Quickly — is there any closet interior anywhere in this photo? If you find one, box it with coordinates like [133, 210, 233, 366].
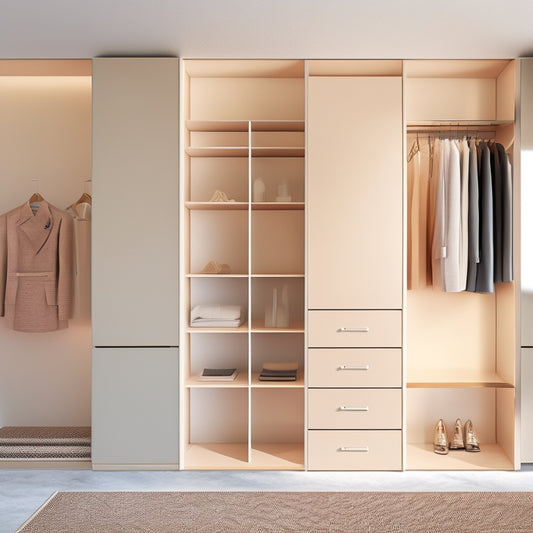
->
[180, 60, 306, 469]
[404, 60, 518, 470]
[0, 60, 92, 467]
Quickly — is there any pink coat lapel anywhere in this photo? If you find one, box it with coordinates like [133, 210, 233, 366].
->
[17, 201, 54, 254]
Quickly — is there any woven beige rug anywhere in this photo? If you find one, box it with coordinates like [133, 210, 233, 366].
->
[17, 491, 533, 532]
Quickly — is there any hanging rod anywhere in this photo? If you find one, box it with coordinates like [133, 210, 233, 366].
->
[407, 128, 497, 137]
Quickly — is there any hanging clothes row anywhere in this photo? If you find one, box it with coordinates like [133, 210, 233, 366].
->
[407, 134, 512, 294]
[0, 188, 91, 333]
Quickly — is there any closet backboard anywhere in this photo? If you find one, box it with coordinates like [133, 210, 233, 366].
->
[404, 59, 518, 470]
[405, 60, 515, 122]
[186, 60, 304, 122]
[0, 60, 92, 427]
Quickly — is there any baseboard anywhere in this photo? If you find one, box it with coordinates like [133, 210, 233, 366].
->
[0, 460, 91, 470]
[92, 462, 179, 471]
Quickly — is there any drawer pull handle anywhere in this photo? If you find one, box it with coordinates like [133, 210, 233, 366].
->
[338, 365, 370, 371]
[337, 327, 370, 333]
[338, 446, 369, 453]
[338, 406, 369, 412]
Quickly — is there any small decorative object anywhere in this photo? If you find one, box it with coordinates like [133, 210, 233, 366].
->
[253, 177, 266, 202]
[275, 180, 291, 202]
[200, 260, 231, 274]
[264, 284, 289, 328]
[209, 190, 235, 202]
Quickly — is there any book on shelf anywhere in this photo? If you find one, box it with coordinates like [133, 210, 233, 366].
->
[197, 368, 238, 381]
[259, 362, 298, 382]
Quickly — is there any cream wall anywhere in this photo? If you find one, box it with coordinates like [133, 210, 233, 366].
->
[0, 75, 92, 426]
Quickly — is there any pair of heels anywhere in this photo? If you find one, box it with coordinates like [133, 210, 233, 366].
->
[434, 418, 480, 455]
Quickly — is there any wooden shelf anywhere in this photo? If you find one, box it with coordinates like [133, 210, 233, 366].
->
[251, 273, 304, 278]
[187, 273, 248, 278]
[251, 147, 304, 157]
[407, 370, 514, 389]
[406, 442, 514, 471]
[252, 202, 304, 210]
[184, 443, 304, 470]
[251, 120, 305, 132]
[186, 120, 249, 132]
[185, 202, 304, 211]
[186, 201, 248, 210]
[186, 146, 248, 157]
[185, 120, 305, 132]
[186, 146, 304, 157]
[187, 323, 249, 334]
[187, 322, 304, 334]
[186, 372, 304, 388]
[251, 319, 304, 333]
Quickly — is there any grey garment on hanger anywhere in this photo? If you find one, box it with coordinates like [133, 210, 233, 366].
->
[466, 139, 479, 292]
[501, 147, 513, 282]
[491, 143, 503, 283]
[475, 142, 494, 293]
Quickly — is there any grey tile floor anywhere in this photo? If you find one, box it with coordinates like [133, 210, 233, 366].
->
[3, 466, 533, 533]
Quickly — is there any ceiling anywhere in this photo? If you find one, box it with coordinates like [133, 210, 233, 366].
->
[2, 0, 533, 60]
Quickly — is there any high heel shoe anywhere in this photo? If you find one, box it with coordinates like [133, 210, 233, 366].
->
[433, 419, 449, 455]
[464, 419, 481, 452]
[449, 418, 465, 450]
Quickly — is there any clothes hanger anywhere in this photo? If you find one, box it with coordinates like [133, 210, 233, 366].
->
[407, 133, 420, 163]
[68, 179, 92, 213]
[28, 179, 44, 203]
[29, 192, 44, 203]
[72, 192, 92, 207]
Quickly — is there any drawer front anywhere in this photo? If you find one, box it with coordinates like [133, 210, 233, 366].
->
[308, 310, 402, 348]
[308, 348, 401, 388]
[308, 430, 402, 470]
[308, 389, 402, 429]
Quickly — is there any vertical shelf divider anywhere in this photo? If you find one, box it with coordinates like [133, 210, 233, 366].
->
[247, 120, 252, 464]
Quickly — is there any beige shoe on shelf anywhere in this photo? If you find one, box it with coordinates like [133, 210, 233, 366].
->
[433, 419, 449, 455]
[200, 260, 231, 274]
[464, 419, 481, 452]
[449, 418, 465, 450]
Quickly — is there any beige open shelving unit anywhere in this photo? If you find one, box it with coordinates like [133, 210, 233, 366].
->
[404, 59, 518, 471]
[179, 59, 306, 470]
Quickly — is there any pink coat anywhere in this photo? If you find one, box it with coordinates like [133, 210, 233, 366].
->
[0, 200, 74, 332]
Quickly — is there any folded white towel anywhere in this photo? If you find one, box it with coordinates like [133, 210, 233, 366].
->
[190, 305, 242, 322]
[190, 318, 242, 328]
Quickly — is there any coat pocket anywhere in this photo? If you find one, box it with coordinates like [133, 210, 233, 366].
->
[44, 281, 58, 306]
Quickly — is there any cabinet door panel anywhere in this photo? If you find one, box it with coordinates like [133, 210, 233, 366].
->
[92, 58, 179, 346]
[307, 77, 402, 309]
[92, 347, 179, 467]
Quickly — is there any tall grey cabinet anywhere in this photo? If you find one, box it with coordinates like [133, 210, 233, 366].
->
[91, 58, 180, 470]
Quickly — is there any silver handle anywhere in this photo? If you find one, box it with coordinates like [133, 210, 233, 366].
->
[338, 406, 369, 412]
[338, 446, 369, 453]
[337, 327, 370, 333]
[338, 364, 370, 371]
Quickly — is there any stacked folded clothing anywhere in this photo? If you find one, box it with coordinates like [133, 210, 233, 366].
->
[0, 426, 91, 460]
[197, 368, 238, 381]
[190, 304, 243, 327]
[259, 362, 298, 381]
